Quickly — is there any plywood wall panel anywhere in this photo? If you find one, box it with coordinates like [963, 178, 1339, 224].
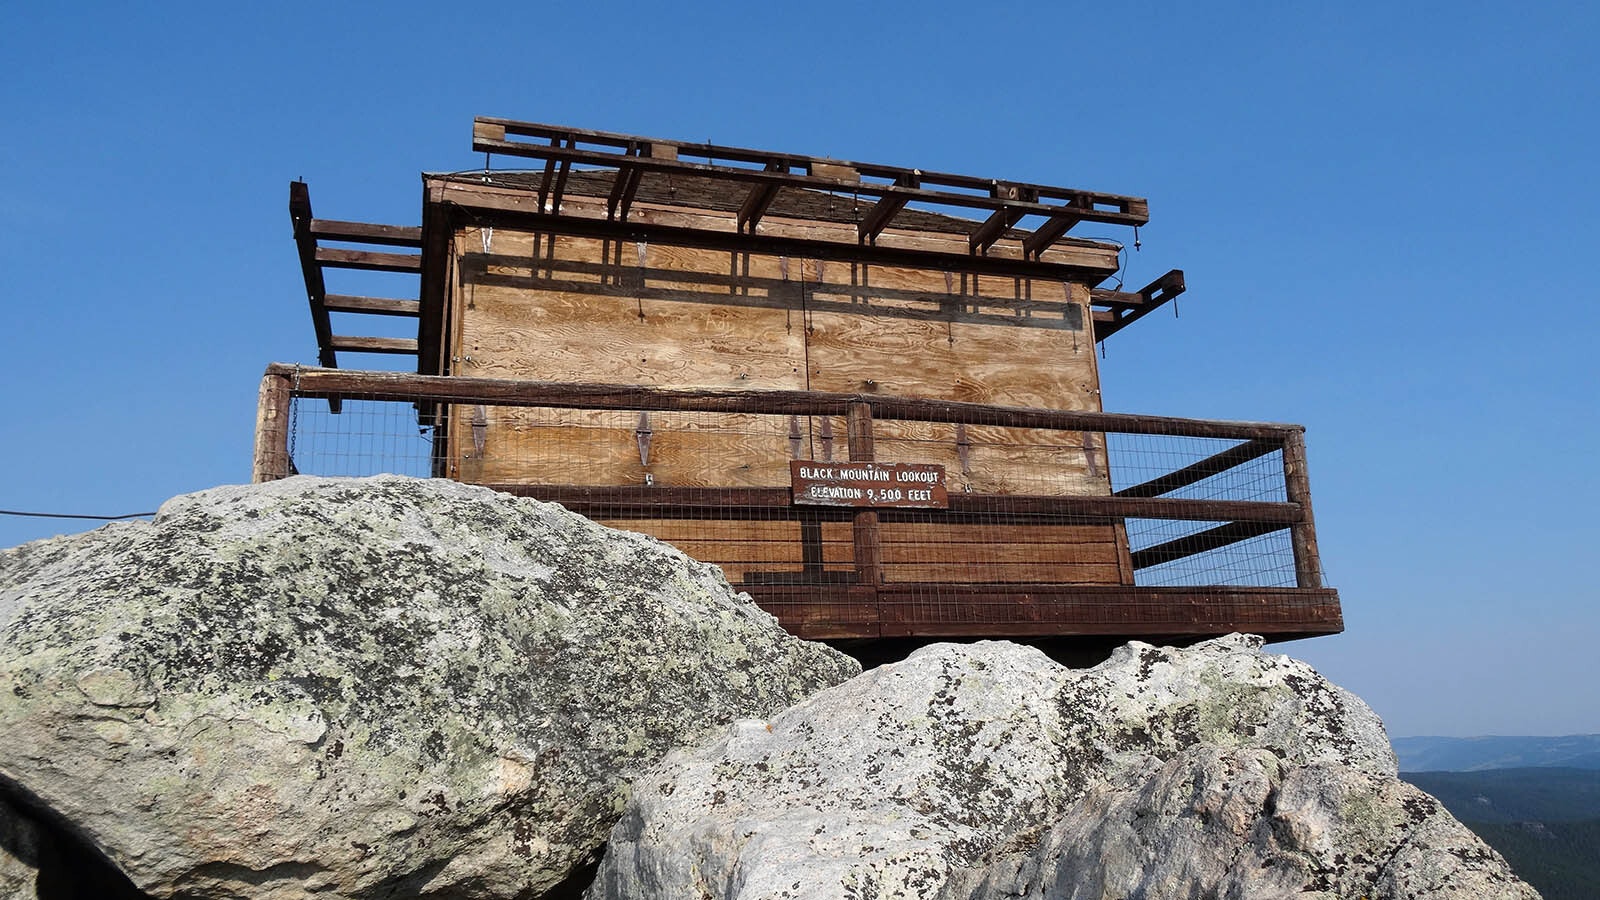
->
[444, 223, 1128, 588]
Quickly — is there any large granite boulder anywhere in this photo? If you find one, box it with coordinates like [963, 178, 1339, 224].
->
[590, 636, 1536, 899]
[0, 475, 859, 899]
[946, 746, 1539, 900]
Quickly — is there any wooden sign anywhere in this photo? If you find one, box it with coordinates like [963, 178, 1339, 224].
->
[791, 461, 949, 509]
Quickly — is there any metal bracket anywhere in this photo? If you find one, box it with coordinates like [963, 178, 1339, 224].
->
[818, 417, 834, 461]
[955, 423, 972, 476]
[635, 412, 653, 466]
[788, 415, 804, 459]
[471, 405, 488, 458]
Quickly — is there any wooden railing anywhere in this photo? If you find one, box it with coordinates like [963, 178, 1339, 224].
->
[254, 364, 1339, 640]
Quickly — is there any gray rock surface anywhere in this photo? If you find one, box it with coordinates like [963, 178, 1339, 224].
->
[0, 475, 858, 899]
[587, 636, 1411, 900]
[946, 745, 1540, 900]
[0, 794, 144, 900]
[0, 797, 40, 900]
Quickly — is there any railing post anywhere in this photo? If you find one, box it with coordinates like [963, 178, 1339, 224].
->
[1281, 429, 1323, 589]
[847, 402, 882, 587]
[253, 371, 293, 483]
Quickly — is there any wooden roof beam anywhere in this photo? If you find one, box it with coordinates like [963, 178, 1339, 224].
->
[1093, 270, 1187, 340]
[308, 219, 422, 247]
[323, 294, 421, 317]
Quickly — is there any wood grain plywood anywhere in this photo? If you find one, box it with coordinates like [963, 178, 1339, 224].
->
[452, 406, 796, 487]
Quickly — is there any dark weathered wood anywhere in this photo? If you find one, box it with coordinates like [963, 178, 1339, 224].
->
[322, 294, 421, 317]
[1281, 430, 1324, 589]
[328, 336, 419, 354]
[1128, 521, 1284, 570]
[1115, 438, 1281, 498]
[264, 364, 1304, 440]
[434, 187, 1121, 282]
[308, 219, 422, 247]
[252, 372, 293, 483]
[314, 247, 423, 273]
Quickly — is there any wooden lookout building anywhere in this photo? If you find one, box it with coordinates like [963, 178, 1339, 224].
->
[255, 116, 1342, 656]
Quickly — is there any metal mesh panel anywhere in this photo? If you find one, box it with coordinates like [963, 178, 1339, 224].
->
[284, 394, 1305, 597]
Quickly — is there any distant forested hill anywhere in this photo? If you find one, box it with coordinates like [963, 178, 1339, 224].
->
[1402, 767, 1600, 900]
[1395, 734, 1600, 772]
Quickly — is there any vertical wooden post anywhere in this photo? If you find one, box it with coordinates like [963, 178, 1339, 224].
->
[252, 371, 293, 483]
[847, 402, 882, 587]
[1281, 429, 1323, 589]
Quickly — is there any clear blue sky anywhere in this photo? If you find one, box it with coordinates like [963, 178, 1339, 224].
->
[3, 2, 1596, 738]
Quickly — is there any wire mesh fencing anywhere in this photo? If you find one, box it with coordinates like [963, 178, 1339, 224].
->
[279, 387, 1313, 596]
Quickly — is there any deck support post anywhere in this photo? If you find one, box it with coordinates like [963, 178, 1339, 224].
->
[1281, 430, 1323, 589]
[847, 402, 883, 587]
[253, 371, 293, 483]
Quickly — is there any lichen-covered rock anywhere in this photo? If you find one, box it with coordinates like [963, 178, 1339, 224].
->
[589, 635, 1396, 900]
[0, 475, 859, 899]
[945, 746, 1540, 900]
